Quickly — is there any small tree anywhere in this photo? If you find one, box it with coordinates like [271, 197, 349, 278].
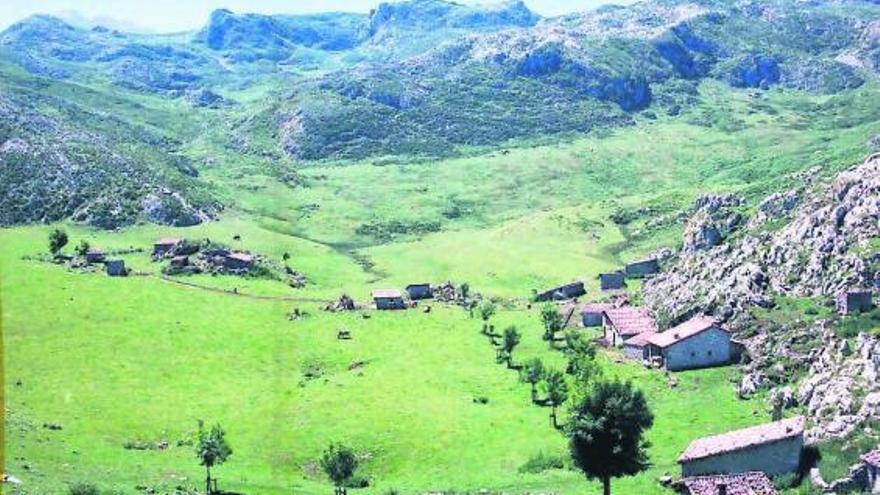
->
[49, 228, 68, 255]
[540, 304, 563, 341]
[478, 300, 496, 334]
[195, 421, 232, 495]
[75, 240, 91, 257]
[545, 369, 568, 428]
[321, 442, 359, 495]
[565, 331, 602, 388]
[459, 282, 470, 301]
[566, 379, 654, 495]
[501, 326, 521, 368]
[523, 357, 545, 401]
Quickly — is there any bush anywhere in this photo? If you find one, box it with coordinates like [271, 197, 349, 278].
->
[344, 473, 371, 488]
[518, 451, 565, 474]
[69, 483, 100, 495]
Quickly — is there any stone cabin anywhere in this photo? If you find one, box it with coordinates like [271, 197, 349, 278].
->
[679, 416, 805, 477]
[837, 290, 874, 316]
[623, 330, 657, 360]
[678, 471, 777, 495]
[644, 316, 732, 371]
[602, 307, 657, 347]
[224, 252, 254, 271]
[863, 449, 880, 494]
[85, 248, 105, 263]
[581, 303, 613, 327]
[599, 272, 626, 291]
[625, 258, 660, 278]
[406, 283, 433, 300]
[153, 238, 182, 256]
[105, 259, 127, 277]
[535, 281, 586, 302]
[373, 289, 406, 310]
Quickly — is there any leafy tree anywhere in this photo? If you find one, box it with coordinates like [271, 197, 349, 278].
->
[478, 300, 496, 321]
[459, 282, 470, 300]
[540, 304, 563, 341]
[545, 369, 569, 428]
[195, 421, 233, 495]
[321, 442, 359, 494]
[566, 380, 654, 495]
[48, 228, 68, 255]
[75, 240, 91, 257]
[501, 326, 521, 368]
[564, 331, 603, 388]
[523, 357, 545, 401]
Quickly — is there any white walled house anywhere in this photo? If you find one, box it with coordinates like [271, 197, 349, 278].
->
[679, 416, 805, 477]
[646, 316, 732, 371]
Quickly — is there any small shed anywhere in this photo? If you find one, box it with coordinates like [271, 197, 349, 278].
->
[623, 331, 657, 361]
[678, 416, 805, 477]
[224, 252, 254, 271]
[599, 272, 626, 291]
[602, 307, 657, 347]
[535, 281, 586, 302]
[678, 471, 778, 495]
[861, 450, 880, 494]
[105, 259, 127, 277]
[85, 248, 105, 263]
[837, 290, 873, 315]
[625, 258, 660, 278]
[406, 283, 433, 300]
[645, 316, 732, 371]
[581, 303, 613, 327]
[153, 238, 181, 256]
[373, 289, 406, 310]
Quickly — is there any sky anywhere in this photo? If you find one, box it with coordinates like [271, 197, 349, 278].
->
[0, 0, 634, 33]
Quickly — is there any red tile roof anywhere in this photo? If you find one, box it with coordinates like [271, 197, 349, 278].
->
[679, 416, 805, 463]
[681, 472, 778, 495]
[604, 307, 657, 337]
[623, 330, 657, 347]
[862, 449, 880, 468]
[647, 316, 727, 348]
[372, 289, 403, 299]
[581, 303, 614, 315]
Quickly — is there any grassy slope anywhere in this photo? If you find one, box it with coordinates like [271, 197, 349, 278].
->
[1, 225, 764, 495]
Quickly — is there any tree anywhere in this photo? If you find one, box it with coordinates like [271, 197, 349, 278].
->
[459, 282, 470, 301]
[545, 369, 569, 428]
[564, 331, 603, 388]
[566, 379, 654, 495]
[523, 358, 545, 402]
[48, 228, 68, 255]
[75, 240, 91, 257]
[195, 421, 233, 495]
[478, 300, 496, 335]
[540, 304, 563, 341]
[501, 326, 521, 368]
[321, 442, 359, 495]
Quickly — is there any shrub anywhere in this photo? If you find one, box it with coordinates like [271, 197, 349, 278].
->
[69, 483, 100, 495]
[518, 451, 565, 474]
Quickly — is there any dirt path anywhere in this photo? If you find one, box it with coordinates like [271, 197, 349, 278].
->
[154, 274, 329, 304]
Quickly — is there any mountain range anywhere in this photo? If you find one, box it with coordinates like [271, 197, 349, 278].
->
[2, 0, 880, 228]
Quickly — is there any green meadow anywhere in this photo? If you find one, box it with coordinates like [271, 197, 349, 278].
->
[3, 79, 880, 494]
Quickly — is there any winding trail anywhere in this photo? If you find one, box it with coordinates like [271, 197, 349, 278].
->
[153, 274, 329, 303]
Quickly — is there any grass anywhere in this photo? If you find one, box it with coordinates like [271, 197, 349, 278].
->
[1, 221, 765, 495]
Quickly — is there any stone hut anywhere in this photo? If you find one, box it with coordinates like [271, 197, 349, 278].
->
[623, 330, 657, 361]
[406, 283, 433, 300]
[85, 248, 105, 263]
[679, 416, 805, 477]
[581, 303, 613, 327]
[224, 252, 254, 271]
[863, 450, 880, 494]
[678, 471, 777, 495]
[535, 281, 586, 302]
[105, 259, 127, 277]
[645, 316, 732, 371]
[372, 289, 406, 310]
[599, 272, 626, 291]
[625, 258, 660, 278]
[153, 238, 181, 256]
[837, 290, 874, 315]
[602, 307, 657, 347]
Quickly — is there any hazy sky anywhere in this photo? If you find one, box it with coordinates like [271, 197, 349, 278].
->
[1, 0, 636, 33]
